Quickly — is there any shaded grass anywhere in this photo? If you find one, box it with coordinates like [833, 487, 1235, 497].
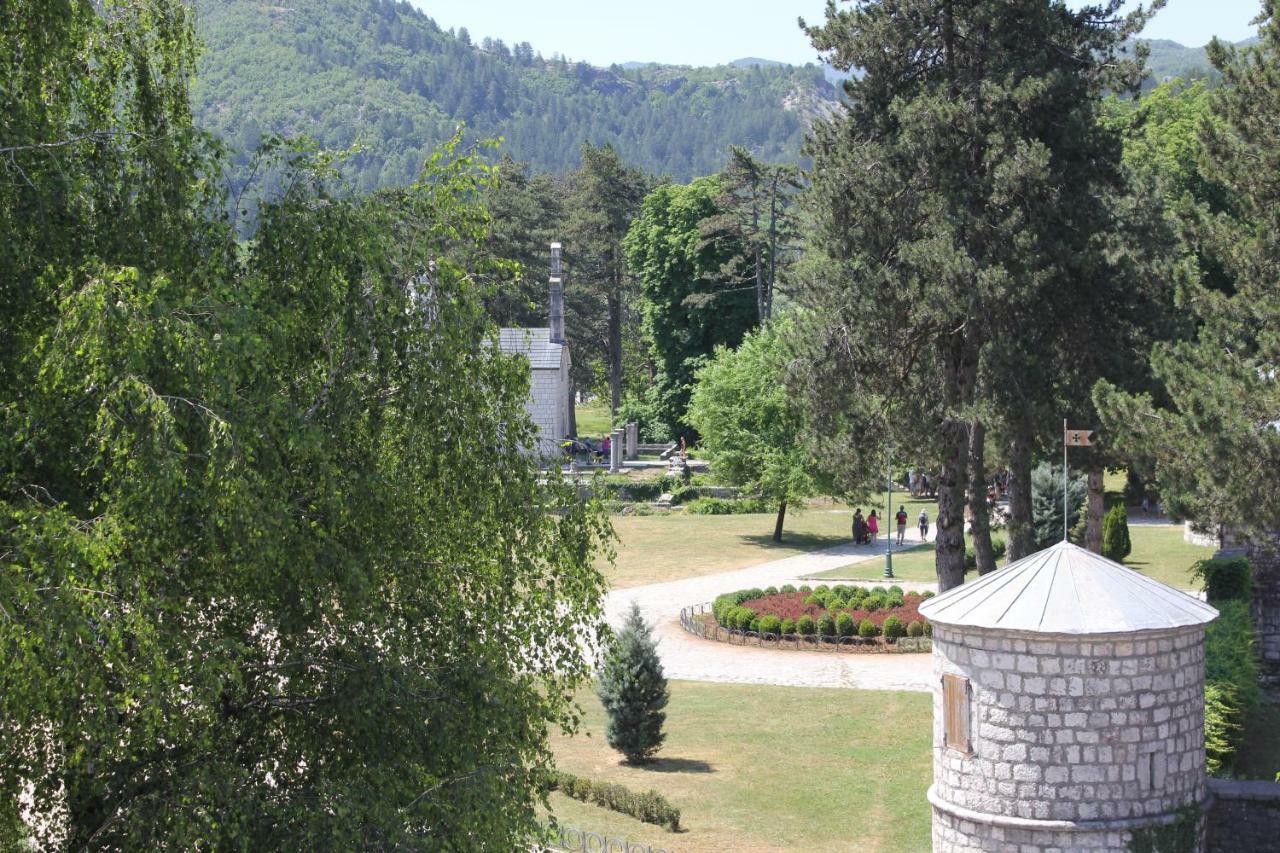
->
[547, 680, 932, 852]
[575, 401, 613, 437]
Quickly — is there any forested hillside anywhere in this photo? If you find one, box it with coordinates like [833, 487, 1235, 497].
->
[192, 0, 837, 189]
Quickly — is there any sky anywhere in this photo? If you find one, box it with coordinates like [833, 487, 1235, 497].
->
[411, 0, 1263, 68]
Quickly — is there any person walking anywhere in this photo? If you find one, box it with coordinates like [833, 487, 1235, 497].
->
[918, 508, 930, 541]
[867, 510, 879, 544]
[851, 508, 865, 544]
[895, 505, 908, 545]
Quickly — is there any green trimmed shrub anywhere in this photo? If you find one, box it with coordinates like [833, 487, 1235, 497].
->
[848, 587, 868, 602]
[804, 594, 822, 606]
[815, 585, 829, 594]
[796, 615, 816, 636]
[550, 771, 681, 832]
[888, 585, 903, 597]
[836, 613, 856, 637]
[747, 615, 761, 633]
[858, 619, 880, 638]
[921, 591, 935, 599]
[923, 622, 933, 637]
[764, 586, 778, 596]
[1193, 556, 1252, 603]
[817, 614, 836, 637]
[906, 620, 925, 637]
[684, 496, 772, 514]
[799, 585, 812, 593]
[862, 594, 885, 612]
[780, 618, 796, 635]
[780, 584, 797, 594]
[758, 615, 782, 635]
[883, 616, 905, 640]
[1102, 504, 1131, 562]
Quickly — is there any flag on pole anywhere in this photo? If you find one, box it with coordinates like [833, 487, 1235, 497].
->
[1064, 428, 1093, 447]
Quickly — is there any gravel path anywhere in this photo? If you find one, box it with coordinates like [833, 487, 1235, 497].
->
[604, 535, 938, 693]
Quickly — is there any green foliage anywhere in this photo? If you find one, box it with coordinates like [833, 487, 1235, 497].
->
[550, 772, 681, 832]
[796, 615, 817, 636]
[758, 615, 782, 635]
[1102, 504, 1133, 562]
[836, 613, 856, 637]
[1032, 463, 1088, 549]
[780, 618, 797, 635]
[1203, 600, 1261, 774]
[780, 584, 797, 594]
[623, 177, 757, 437]
[1192, 556, 1253, 603]
[923, 622, 934, 638]
[862, 595, 885, 612]
[687, 319, 819, 537]
[858, 619, 881, 639]
[882, 616, 905, 640]
[685, 495, 772, 513]
[817, 614, 837, 637]
[0, 5, 610, 846]
[597, 604, 670, 764]
[906, 620, 925, 638]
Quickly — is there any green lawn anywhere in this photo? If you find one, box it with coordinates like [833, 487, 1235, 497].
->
[603, 502, 854, 588]
[805, 521, 1213, 590]
[575, 401, 613, 438]
[547, 680, 932, 852]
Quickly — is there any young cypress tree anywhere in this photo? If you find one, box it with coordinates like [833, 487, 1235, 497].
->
[1102, 503, 1132, 562]
[597, 603, 669, 764]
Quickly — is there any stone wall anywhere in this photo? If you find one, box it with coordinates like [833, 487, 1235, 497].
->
[526, 365, 568, 457]
[931, 623, 1208, 851]
[1247, 535, 1280, 691]
[1207, 778, 1280, 853]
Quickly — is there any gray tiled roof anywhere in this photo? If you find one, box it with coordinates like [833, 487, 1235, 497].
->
[919, 541, 1218, 634]
[498, 327, 566, 370]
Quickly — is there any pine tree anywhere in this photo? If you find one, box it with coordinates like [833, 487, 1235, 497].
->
[795, 0, 1156, 589]
[597, 603, 669, 765]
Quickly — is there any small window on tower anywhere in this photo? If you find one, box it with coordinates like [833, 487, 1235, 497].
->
[942, 674, 972, 755]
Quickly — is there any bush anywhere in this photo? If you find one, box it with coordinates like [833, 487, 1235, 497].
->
[758, 615, 782, 635]
[883, 616, 905, 640]
[550, 771, 681, 832]
[597, 603, 669, 764]
[814, 585, 829, 594]
[799, 585, 812, 593]
[1102, 504, 1131, 562]
[780, 584, 797, 594]
[923, 622, 933, 637]
[1204, 599, 1261, 774]
[1193, 556, 1252, 603]
[906, 620, 925, 637]
[836, 613, 856, 637]
[764, 586, 778, 596]
[817, 614, 836, 637]
[888, 585, 903, 597]
[780, 618, 796, 635]
[847, 587, 868, 602]
[684, 496, 772, 514]
[858, 619, 881, 638]
[921, 591, 935, 600]
[862, 594, 885, 612]
[796, 615, 816, 636]
[732, 607, 756, 630]
[992, 538, 1007, 561]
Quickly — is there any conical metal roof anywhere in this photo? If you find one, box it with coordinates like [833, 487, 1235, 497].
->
[918, 541, 1218, 635]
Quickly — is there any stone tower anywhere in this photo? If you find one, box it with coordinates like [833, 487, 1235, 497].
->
[919, 541, 1219, 852]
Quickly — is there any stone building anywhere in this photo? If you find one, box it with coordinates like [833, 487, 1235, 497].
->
[919, 541, 1218, 852]
[497, 244, 571, 460]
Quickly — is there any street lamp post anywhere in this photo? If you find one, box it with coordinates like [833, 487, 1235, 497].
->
[884, 444, 895, 579]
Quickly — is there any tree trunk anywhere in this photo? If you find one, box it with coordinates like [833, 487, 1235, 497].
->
[1084, 466, 1104, 553]
[607, 290, 622, 414]
[937, 416, 969, 592]
[967, 419, 997, 574]
[773, 499, 787, 543]
[1006, 425, 1034, 561]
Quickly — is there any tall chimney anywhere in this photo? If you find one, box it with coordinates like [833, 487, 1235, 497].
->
[549, 242, 565, 344]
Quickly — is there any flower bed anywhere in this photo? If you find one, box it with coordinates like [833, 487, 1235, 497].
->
[711, 584, 934, 643]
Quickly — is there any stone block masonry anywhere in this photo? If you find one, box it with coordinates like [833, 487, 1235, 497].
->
[1206, 778, 1280, 853]
[1247, 536, 1280, 691]
[931, 623, 1208, 851]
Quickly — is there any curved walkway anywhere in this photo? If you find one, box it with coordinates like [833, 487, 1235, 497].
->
[604, 536, 938, 693]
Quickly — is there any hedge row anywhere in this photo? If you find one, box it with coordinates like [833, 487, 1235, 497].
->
[549, 771, 680, 832]
[1193, 555, 1260, 775]
[685, 496, 773, 515]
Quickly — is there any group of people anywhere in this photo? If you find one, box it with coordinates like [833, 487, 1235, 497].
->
[852, 505, 931, 545]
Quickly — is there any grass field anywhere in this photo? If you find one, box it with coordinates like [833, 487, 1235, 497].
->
[547, 680, 932, 852]
[575, 401, 613, 437]
[804, 521, 1214, 589]
[601, 494, 933, 589]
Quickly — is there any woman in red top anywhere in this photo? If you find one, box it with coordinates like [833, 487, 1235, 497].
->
[866, 510, 879, 544]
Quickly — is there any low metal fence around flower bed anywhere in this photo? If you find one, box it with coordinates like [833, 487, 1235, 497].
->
[679, 583, 936, 653]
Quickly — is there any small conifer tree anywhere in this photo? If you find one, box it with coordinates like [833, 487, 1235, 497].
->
[1102, 503, 1132, 562]
[597, 603, 669, 764]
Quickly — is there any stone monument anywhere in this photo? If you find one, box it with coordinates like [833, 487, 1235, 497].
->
[919, 541, 1219, 852]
